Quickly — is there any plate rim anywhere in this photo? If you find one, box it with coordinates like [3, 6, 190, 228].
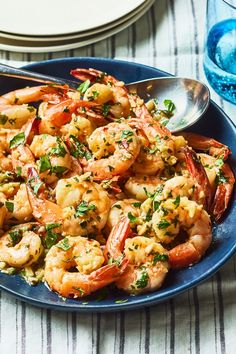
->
[0, 1, 154, 53]
[0, 57, 235, 312]
[0, 0, 145, 36]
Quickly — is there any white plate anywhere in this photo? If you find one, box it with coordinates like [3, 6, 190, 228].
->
[0, 0, 149, 42]
[0, 0, 154, 53]
[0, 0, 145, 36]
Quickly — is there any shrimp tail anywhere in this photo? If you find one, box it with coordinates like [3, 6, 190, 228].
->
[184, 146, 212, 211]
[70, 68, 104, 83]
[104, 217, 131, 262]
[212, 162, 235, 221]
[180, 132, 231, 161]
[27, 167, 64, 224]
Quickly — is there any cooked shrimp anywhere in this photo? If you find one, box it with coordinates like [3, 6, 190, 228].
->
[27, 171, 111, 236]
[180, 132, 231, 161]
[152, 196, 212, 268]
[0, 223, 44, 268]
[125, 175, 164, 201]
[106, 198, 141, 232]
[0, 128, 18, 171]
[44, 235, 121, 298]
[128, 118, 177, 175]
[5, 184, 33, 223]
[11, 145, 36, 178]
[0, 85, 68, 129]
[60, 115, 95, 143]
[38, 98, 101, 135]
[182, 147, 212, 210]
[84, 122, 140, 178]
[198, 153, 235, 220]
[30, 134, 72, 184]
[104, 218, 169, 294]
[71, 68, 131, 118]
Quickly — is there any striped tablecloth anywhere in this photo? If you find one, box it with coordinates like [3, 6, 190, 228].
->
[0, 0, 235, 353]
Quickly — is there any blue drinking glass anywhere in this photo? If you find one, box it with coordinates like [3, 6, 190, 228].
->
[203, 0, 236, 104]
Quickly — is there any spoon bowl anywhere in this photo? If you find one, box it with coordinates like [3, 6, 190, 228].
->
[0, 63, 210, 133]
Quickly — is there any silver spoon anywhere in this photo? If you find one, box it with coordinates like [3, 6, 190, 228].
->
[0, 63, 210, 133]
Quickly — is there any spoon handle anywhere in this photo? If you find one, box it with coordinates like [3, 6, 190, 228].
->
[0, 63, 79, 89]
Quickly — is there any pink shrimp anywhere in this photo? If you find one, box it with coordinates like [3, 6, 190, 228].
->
[104, 218, 169, 295]
[70, 68, 131, 118]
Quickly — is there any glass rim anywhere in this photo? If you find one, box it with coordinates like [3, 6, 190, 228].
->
[223, 0, 236, 10]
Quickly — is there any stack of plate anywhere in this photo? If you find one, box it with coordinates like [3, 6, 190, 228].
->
[0, 0, 154, 53]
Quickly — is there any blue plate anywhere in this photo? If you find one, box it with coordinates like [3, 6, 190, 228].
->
[0, 58, 235, 312]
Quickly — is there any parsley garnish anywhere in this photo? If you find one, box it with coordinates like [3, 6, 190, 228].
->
[72, 287, 85, 295]
[69, 135, 92, 160]
[51, 166, 68, 177]
[115, 299, 128, 304]
[132, 202, 142, 207]
[102, 103, 111, 117]
[33, 182, 43, 195]
[74, 201, 96, 218]
[9, 229, 23, 245]
[5, 201, 14, 212]
[173, 195, 180, 207]
[128, 212, 138, 223]
[50, 138, 67, 157]
[216, 170, 229, 184]
[45, 222, 61, 249]
[87, 90, 99, 101]
[164, 99, 175, 113]
[77, 80, 90, 94]
[153, 253, 169, 265]
[157, 220, 171, 230]
[120, 130, 134, 140]
[39, 156, 52, 173]
[9, 132, 25, 149]
[16, 166, 22, 177]
[56, 237, 71, 251]
[135, 271, 149, 289]
[0, 114, 8, 125]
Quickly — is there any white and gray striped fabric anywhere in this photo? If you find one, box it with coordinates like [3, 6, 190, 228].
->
[0, 0, 236, 353]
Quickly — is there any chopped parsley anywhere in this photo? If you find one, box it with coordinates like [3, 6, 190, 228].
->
[39, 156, 52, 173]
[9, 229, 23, 245]
[87, 90, 99, 101]
[173, 195, 180, 207]
[128, 212, 138, 223]
[45, 223, 61, 249]
[50, 138, 67, 157]
[74, 201, 96, 218]
[216, 170, 229, 184]
[120, 130, 134, 140]
[157, 219, 171, 230]
[115, 299, 128, 304]
[153, 253, 169, 265]
[163, 99, 175, 113]
[132, 202, 142, 207]
[72, 287, 85, 295]
[69, 135, 92, 160]
[77, 79, 90, 94]
[56, 237, 71, 251]
[33, 181, 43, 195]
[16, 166, 22, 177]
[102, 103, 111, 117]
[0, 114, 8, 125]
[5, 201, 14, 212]
[51, 166, 68, 177]
[135, 271, 149, 289]
[9, 132, 25, 149]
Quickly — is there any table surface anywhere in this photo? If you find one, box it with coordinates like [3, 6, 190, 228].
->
[0, 0, 236, 353]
